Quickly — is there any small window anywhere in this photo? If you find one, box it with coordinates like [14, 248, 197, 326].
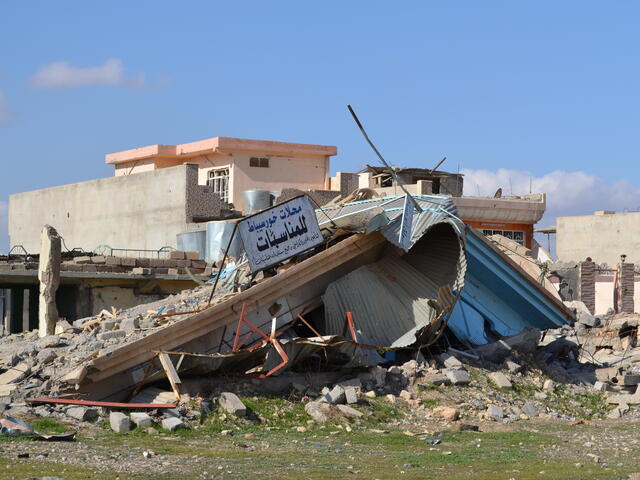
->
[207, 168, 229, 203]
[482, 229, 526, 246]
[249, 157, 270, 168]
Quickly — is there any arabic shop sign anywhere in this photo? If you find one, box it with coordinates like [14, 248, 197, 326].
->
[238, 195, 323, 273]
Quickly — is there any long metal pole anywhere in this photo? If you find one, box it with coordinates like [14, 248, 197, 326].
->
[347, 105, 423, 213]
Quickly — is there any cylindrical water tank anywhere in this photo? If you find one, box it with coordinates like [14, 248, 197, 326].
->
[243, 189, 273, 214]
[206, 219, 244, 264]
[176, 230, 206, 260]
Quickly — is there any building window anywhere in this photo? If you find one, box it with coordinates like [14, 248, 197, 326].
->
[249, 157, 269, 168]
[207, 168, 229, 203]
[482, 229, 525, 246]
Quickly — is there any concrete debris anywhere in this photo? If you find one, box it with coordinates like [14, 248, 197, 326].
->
[304, 401, 332, 423]
[130, 412, 153, 428]
[488, 372, 512, 389]
[109, 412, 130, 433]
[161, 417, 185, 432]
[219, 392, 247, 417]
[66, 406, 98, 422]
[445, 369, 472, 385]
[486, 404, 504, 421]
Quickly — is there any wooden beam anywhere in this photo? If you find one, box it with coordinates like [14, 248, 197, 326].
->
[157, 352, 182, 399]
[85, 232, 386, 385]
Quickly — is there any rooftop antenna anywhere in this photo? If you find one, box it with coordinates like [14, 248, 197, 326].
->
[509, 176, 513, 196]
[529, 177, 532, 195]
[347, 105, 423, 212]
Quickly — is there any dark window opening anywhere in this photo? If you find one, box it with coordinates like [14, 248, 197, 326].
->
[250, 157, 270, 168]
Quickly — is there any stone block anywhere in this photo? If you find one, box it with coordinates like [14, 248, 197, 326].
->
[543, 379, 555, 391]
[219, 392, 247, 417]
[440, 352, 463, 368]
[82, 264, 98, 272]
[169, 250, 186, 260]
[433, 406, 459, 421]
[105, 256, 121, 266]
[162, 417, 184, 431]
[486, 404, 504, 421]
[623, 374, 640, 386]
[175, 259, 190, 268]
[132, 267, 152, 275]
[97, 330, 126, 341]
[130, 412, 153, 428]
[91, 256, 107, 264]
[36, 348, 57, 365]
[521, 402, 538, 418]
[73, 256, 92, 264]
[184, 251, 200, 260]
[121, 257, 136, 267]
[593, 381, 607, 392]
[109, 412, 130, 433]
[344, 387, 358, 405]
[167, 268, 179, 276]
[326, 385, 346, 404]
[505, 360, 522, 373]
[149, 258, 165, 268]
[489, 372, 513, 389]
[191, 260, 207, 269]
[121, 318, 140, 334]
[66, 406, 98, 422]
[445, 369, 471, 385]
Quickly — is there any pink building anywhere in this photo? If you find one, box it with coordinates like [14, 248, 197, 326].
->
[106, 136, 337, 212]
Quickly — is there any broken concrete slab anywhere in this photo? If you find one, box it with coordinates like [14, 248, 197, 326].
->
[305, 401, 332, 423]
[97, 330, 126, 342]
[486, 405, 504, 421]
[489, 372, 512, 389]
[445, 369, 471, 385]
[336, 404, 363, 418]
[0, 362, 30, 385]
[325, 385, 346, 404]
[219, 392, 247, 417]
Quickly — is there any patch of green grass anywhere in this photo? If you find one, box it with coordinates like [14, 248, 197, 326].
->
[422, 398, 439, 408]
[31, 418, 71, 434]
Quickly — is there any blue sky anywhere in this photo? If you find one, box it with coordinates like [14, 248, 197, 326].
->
[2, 1, 640, 252]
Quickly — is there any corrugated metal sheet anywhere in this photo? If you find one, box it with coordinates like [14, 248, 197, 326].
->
[447, 227, 574, 346]
[319, 195, 466, 349]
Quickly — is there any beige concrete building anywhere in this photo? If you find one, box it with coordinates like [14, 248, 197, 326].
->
[106, 136, 337, 212]
[556, 210, 640, 266]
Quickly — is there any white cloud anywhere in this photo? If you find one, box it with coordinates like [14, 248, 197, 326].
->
[0, 92, 14, 127]
[29, 58, 148, 89]
[461, 168, 640, 227]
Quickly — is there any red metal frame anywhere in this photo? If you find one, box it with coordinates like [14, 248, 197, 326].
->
[342, 311, 357, 341]
[230, 302, 289, 377]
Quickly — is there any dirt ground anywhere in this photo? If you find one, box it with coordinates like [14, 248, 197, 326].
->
[1, 397, 639, 480]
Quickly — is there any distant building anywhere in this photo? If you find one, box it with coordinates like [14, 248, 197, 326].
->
[106, 136, 337, 212]
[330, 166, 546, 248]
[556, 210, 640, 266]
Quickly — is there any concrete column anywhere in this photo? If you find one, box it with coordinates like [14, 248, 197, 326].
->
[22, 288, 30, 332]
[578, 260, 596, 314]
[619, 261, 635, 313]
[38, 225, 62, 337]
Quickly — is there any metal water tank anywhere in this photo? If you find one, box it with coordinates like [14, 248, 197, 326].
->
[243, 189, 273, 214]
[176, 230, 206, 260]
[206, 219, 243, 263]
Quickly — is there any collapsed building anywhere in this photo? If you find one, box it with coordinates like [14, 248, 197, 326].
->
[0, 133, 588, 410]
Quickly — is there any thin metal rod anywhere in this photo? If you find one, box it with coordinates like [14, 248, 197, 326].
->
[207, 221, 239, 305]
[347, 105, 423, 212]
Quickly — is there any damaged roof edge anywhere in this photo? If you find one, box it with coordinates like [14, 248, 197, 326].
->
[467, 225, 575, 321]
